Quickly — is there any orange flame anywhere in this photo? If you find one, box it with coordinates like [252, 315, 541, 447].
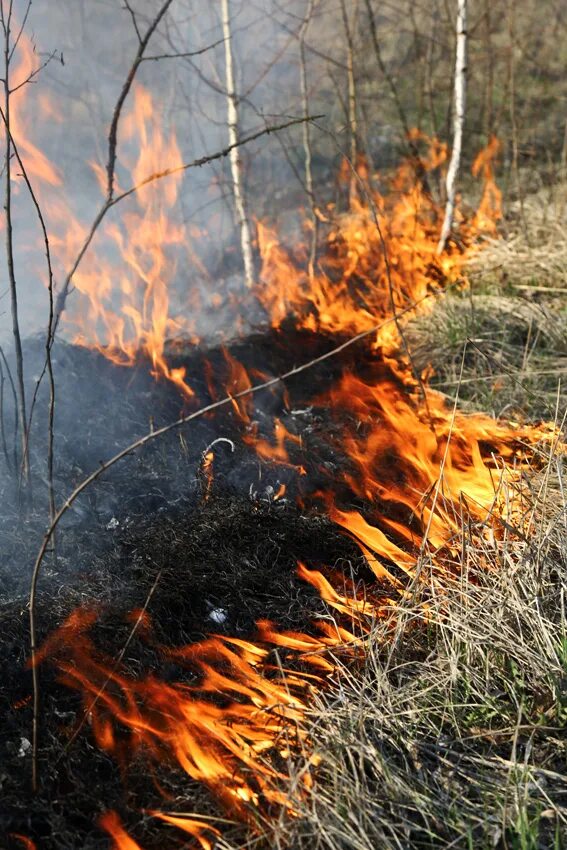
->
[26, 99, 554, 850]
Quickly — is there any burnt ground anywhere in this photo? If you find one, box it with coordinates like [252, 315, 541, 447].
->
[0, 326, 389, 850]
[1, 496, 368, 850]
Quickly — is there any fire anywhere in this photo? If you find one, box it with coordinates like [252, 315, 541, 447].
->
[8, 836, 37, 850]
[67, 85, 195, 399]
[319, 372, 551, 564]
[19, 58, 555, 846]
[472, 136, 503, 233]
[255, 138, 486, 346]
[36, 566, 384, 840]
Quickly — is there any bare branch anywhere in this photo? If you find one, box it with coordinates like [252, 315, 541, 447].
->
[2, 11, 29, 489]
[106, 0, 175, 200]
[0, 105, 57, 522]
[123, 0, 142, 44]
[53, 114, 322, 328]
[142, 37, 226, 62]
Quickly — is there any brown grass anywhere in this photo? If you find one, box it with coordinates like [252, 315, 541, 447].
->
[221, 439, 566, 850]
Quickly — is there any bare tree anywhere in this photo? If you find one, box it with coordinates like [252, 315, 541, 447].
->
[339, 0, 359, 203]
[300, 0, 318, 280]
[220, 0, 255, 289]
[1, 1, 30, 491]
[437, 0, 467, 254]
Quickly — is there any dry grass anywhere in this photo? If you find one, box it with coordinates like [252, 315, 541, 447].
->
[223, 443, 566, 850]
[406, 293, 567, 420]
[467, 179, 567, 293]
[405, 181, 567, 421]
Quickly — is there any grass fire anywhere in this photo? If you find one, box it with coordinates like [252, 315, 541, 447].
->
[0, 2, 565, 850]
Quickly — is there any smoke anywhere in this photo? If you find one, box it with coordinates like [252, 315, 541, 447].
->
[0, 0, 314, 345]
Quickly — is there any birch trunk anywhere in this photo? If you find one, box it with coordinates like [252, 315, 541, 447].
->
[221, 0, 254, 288]
[437, 0, 467, 254]
[300, 0, 318, 280]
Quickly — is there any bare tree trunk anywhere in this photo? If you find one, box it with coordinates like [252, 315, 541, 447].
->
[340, 0, 358, 203]
[437, 0, 467, 254]
[300, 0, 318, 280]
[1, 5, 30, 490]
[220, 0, 255, 289]
[507, 0, 530, 246]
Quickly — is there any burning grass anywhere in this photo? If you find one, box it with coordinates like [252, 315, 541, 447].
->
[2, 133, 565, 850]
[225, 448, 567, 850]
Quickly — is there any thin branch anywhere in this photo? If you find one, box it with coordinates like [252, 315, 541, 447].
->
[2, 9, 29, 490]
[141, 37, 226, 63]
[8, 0, 31, 62]
[123, 0, 142, 43]
[106, 0, 175, 200]
[0, 106, 57, 523]
[299, 0, 319, 280]
[363, 0, 431, 194]
[53, 114, 322, 329]
[9, 51, 58, 95]
[0, 343, 17, 469]
[0, 351, 11, 470]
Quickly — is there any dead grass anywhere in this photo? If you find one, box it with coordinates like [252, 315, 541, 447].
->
[405, 179, 567, 422]
[406, 293, 567, 421]
[467, 179, 567, 294]
[225, 443, 566, 850]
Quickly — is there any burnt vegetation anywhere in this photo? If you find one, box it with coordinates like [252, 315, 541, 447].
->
[0, 1, 565, 850]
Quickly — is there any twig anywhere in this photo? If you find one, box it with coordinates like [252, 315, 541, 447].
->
[362, 0, 431, 194]
[1, 5, 29, 490]
[0, 108, 57, 524]
[339, 0, 359, 204]
[29, 286, 440, 791]
[0, 350, 10, 469]
[299, 0, 319, 280]
[142, 38, 226, 62]
[106, 0, 175, 200]
[0, 343, 17, 469]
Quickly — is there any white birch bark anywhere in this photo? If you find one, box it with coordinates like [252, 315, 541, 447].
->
[221, 0, 255, 288]
[437, 0, 467, 254]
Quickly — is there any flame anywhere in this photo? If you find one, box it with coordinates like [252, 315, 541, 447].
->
[100, 811, 144, 850]
[28, 117, 556, 850]
[37, 563, 383, 841]
[313, 371, 556, 590]
[201, 450, 215, 502]
[66, 85, 195, 398]
[472, 136, 502, 233]
[245, 417, 306, 473]
[255, 141, 484, 344]
[11, 36, 63, 189]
